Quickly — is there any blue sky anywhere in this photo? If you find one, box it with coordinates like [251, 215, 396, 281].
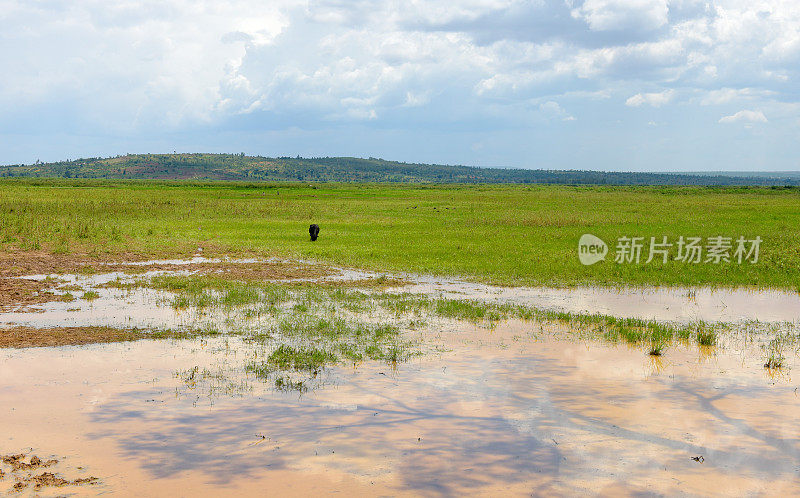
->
[1, 0, 798, 171]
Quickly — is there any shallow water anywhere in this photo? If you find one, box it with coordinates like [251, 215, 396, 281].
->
[398, 278, 800, 324]
[5, 260, 800, 331]
[1, 322, 798, 496]
[2, 259, 800, 495]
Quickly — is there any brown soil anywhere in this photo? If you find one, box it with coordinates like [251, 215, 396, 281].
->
[0, 251, 145, 311]
[0, 250, 229, 277]
[2, 454, 57, 472]
[27, 472, 98, 489]
[0, 251, 92, 278]
[0, 278, 74, 312]
[12, 472, 99, 491]
[0, 251, 339, 311]
[0, 326, 151, 348]
[287, 276, 411, 289]
[101, 260, 335, 281]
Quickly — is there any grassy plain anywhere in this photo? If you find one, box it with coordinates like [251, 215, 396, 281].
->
[1, 179, 799, 288]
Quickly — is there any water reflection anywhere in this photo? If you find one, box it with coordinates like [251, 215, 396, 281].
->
[71, 330, 800, 495]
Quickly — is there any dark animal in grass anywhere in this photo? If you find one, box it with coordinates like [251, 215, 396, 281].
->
[309, 224, 320, 241]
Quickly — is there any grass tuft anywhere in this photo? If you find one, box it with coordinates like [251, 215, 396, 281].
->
[82, 290, 100, 301]
[697, 330, 717, 346]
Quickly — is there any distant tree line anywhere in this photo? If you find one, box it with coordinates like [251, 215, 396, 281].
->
[1, 153, 799, 186]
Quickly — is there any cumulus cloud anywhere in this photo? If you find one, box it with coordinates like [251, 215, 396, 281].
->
[625, 89, 674, 107]
[700, 87, 776, 105]
[718, 110, 768, 124]
[0, 0, 293, 132]
[571, 0, 669, 33]
[1, 0, 800, 169]
[3, 0, 799, 131]
[539, 101, 576, 121]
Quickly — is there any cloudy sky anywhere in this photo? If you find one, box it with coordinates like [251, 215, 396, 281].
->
[1, 0, 798, 171]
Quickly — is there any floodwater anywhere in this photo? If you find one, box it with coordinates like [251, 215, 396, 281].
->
[110, 257, 800, 323]
[2, 322, 799, 496]
[401, 279, 800, 324]
[2, 259, 800, 496]
[5, 258, 800, 329]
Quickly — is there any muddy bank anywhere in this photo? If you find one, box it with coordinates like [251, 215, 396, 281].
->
[0, 255, 346, 313]
[1, 453, 99, 494]
[0, 277, 71, 312]
[0, 252, 92, 278]
[100, 259, 334, 281]
[0, 326, 153, 348]
[1, 252, 334, 280]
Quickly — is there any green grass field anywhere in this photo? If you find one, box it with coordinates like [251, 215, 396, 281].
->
[2, 179, 800, 288]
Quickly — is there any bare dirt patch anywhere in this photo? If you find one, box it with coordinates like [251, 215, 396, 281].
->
[0, 251, 154, 310]
[20, 471, 99, 490]
[0, 326, 151, 348]
[1, 453, 98, 492]
[101, 260, 334, 281]
[287, 276, 411, 289]
[0, 278, 73, 312]
[2, 454, 57, 472]
[0, 252, 92, 278]
[1, 251, 339, 311]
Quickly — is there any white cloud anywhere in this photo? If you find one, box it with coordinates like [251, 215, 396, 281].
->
[404, 89, 436, 107]
[700, 87, 775, 106]
[625, 90, 675, 107]
[1, 0, 800, 170]
[3, 0, 799, 131]
[539, 101, 575, 121]
[0, 0, 293, 131]
[571, 0, 669, 32]
[718, 109, 768, 124]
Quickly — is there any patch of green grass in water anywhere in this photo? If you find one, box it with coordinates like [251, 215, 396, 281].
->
[648, 340, 667, 356]
[124, 276, 768, 372]
[82, 290, 100, 301]
[763, 335, 790, 369]
[222, 287, 261, 307]
[266, 345, 337, 373]
[697, 330, 717, 346]
[274, 376, 307, 392]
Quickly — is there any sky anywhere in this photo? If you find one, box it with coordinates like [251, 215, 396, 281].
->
[1, 0, 798, 171]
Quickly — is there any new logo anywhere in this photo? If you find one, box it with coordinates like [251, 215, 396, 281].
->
[578, 234, 607, 265]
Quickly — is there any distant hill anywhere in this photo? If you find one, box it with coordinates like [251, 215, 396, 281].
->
[2, 153, 799, 186]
